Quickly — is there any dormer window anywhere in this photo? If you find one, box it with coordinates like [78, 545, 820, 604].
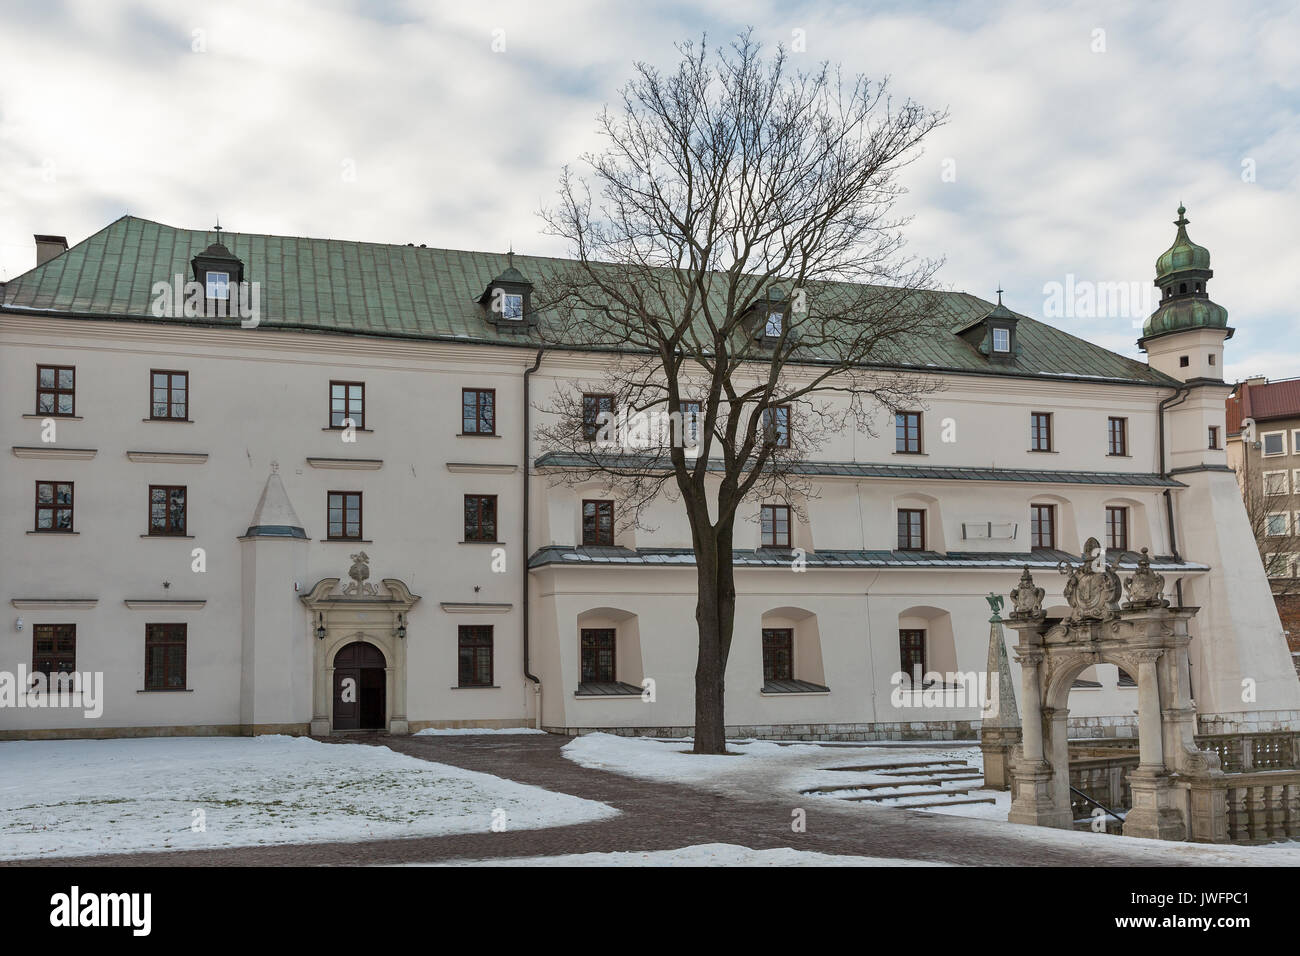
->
[478, 253, 534, 331]
[206, 271, 230, 301]
[765, 312, 783, 337]
[992, 327, 1010, 353]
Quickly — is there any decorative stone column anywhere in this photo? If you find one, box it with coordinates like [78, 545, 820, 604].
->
[1123, 647, 1186, 841]
[979, 593, 1021, 790]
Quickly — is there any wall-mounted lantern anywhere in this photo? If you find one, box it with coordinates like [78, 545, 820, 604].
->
[315, 612, 327, 640]
[394, 612, 407, 640]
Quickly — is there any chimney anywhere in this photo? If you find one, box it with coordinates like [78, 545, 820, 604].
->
[34, 235, 68, 265]
[1244, 375, 1268, 387]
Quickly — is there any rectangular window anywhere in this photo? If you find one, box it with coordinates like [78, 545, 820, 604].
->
[144, 623, 187, 690]
[895, 411, 922, 454]
[329, 381, 365, 429]
[1107, 417, 1128, 456]
[32, 624, 76, 680]
[34, 480, 74, 532]
[1293, 430, 1300, 455]
[1265, 513, 1290, 537]
[36, 365, 75, 416]
[1264, 553, 1291, 577]
[464, 495, 499, 542]
[205, 271, 230, 300]
[150, 370, 189, 420]
[580, 628, 616, 683]
[898, 629, 926, 683]
[762, 628, 794, 682]
[1030, 412, 1053, 452]
[462, 388, 496, 435]
[582, 393, 615, 441]
[1106, 506, 1129, 552]
[762, 405, 790, 448]
[1208, 426, 1221, 450]
[678, 400, 702, 447]
[149, 485, 187, 536]
[765, 312, 783, 337]
[457, 625, 494, 687]
[992, 327, 1010, 352]
[760, 504, 791, 548]
[1030, 503, 1056, 550]
[1262, 431, 1285, 456]
[582, 499, 614, 546]
[502, 293, 523, 320]
[897, 508, 926, 551]
[327, 491, 362, 540]
[1263, 472, 1290, 496]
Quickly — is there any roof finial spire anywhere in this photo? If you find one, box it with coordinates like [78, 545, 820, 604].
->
[1175, 202, 1188, 227]
[213, 216, 222, 236]
[507, 241, 514, 268]
[996, 284, 1004, 306]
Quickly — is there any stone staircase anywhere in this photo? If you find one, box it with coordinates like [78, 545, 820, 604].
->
[801, 757, 995, 809]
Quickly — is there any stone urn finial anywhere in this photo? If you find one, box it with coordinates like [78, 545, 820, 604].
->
[1009, 566, 1045, 621]
[1123, 548, 1170, 609]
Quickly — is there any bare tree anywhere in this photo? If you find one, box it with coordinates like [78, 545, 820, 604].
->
[1238, 470, 1300, 596]
[535, 31, 949, 753]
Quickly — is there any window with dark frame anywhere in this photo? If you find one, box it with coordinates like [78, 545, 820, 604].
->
[462, 388, 496, 435]
[762, 628, 794, 682]
[144, 623, 187, 690]
[582, 393, 615, 441]
[760, 504, 791, 548]
[329, 381, 365, 429]
[1030, 412, 1053, 452]
[678, 400, 702, 447]
[1030, 503, 1056, 550]
[1107, 417, 1127, 456]
[458, 625, 494, 687]
[582, 500, 614, 546]
[327, 491, 362, 540]
[148, 485, 187, 536]
[464, 495, 498, 542]
[32, 624, 76, 680]
[895, 411, 922, 453]
[34, 481, 74, 532]
[150, 370, 189, 420]
[762, 405, 790, 448]
[1208, 426, 1220, 450]
[580, 628, 616, 683]
[36, 365, 75, 416]
[897, 508, 925, 551]
[898, 629, 926, 684]
[1106, 506, 1129, 552]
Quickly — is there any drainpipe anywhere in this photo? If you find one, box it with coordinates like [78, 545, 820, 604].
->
[523, 348, 545, 728]
[1158, 385, 1190, 606]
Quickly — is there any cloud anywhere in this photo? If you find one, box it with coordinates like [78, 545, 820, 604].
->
[0, 0, 1295, 379]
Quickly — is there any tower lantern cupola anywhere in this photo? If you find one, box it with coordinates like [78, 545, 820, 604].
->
[1138, 204, 1232, 381]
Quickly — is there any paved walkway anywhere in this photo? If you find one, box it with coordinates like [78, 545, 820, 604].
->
[2, 733, 1244, 866]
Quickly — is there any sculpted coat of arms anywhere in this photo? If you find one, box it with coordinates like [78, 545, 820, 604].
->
[1058, 537, 1122, 622]
[341, 551, 380, 596]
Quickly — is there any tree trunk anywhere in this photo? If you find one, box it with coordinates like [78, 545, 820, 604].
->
[693, 521, 736, 754]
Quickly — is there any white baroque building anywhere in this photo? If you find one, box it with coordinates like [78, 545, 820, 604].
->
[2, 211, 1297, 740]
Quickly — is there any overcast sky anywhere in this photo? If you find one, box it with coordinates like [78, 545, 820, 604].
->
[1, 0, 1296, 381]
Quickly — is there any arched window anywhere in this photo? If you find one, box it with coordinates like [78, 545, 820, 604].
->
[1179, 282, 1187, 294]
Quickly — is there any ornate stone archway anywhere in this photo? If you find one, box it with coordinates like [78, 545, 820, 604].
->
[1005, 542, 1223, 840]
[299, 552, 421, 735]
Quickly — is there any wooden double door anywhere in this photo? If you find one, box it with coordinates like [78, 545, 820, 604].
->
[333, 641, 387, 730]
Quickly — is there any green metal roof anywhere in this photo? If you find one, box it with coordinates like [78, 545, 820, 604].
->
[534, 452, 1186, 487]
[0, 215, 1177, 387]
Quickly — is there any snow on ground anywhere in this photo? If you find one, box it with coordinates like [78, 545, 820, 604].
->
[0, 735, 615, 861]
[562, 734, 1300, 864]
[414, 727, 547, 736]
[419, 843, 949, 866]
